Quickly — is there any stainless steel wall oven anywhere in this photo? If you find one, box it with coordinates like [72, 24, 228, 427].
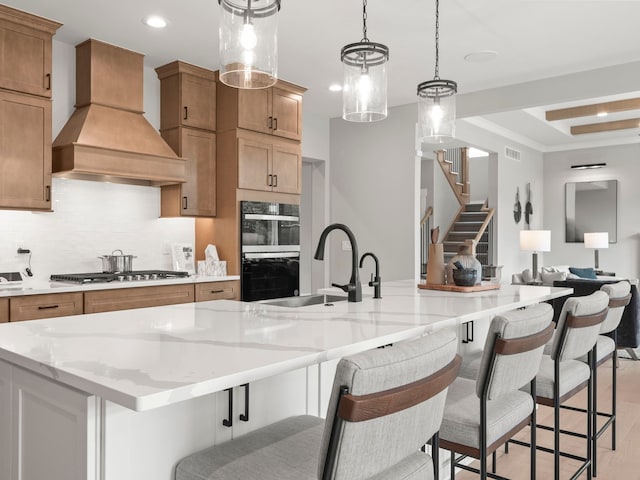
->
[240, 201, 300, 301]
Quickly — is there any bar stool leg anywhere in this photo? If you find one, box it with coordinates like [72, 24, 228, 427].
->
[612, 349, 617, 451]
[554, 361, 560, 480]
[450, 450, 455, 480]
[432, 433, 440, 480]
[587, 351, 594, 480]
[592, 353, 598, 477]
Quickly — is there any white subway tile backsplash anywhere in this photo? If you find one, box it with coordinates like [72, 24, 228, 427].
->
[0, 178, 194, 280]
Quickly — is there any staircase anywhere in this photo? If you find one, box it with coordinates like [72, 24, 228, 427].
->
[431, 147, 495, 267]
[442, 201, 493, 265]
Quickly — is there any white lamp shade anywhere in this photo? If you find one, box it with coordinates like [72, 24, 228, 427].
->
[584, 232, 609, 249]
[520, 230, 551, 252]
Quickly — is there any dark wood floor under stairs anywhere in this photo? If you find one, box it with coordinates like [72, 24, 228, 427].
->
[454, 357, 640, 479]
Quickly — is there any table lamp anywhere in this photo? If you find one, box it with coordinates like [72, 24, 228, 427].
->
[520, 230, 551, 283]
[584, 232, 609, 270]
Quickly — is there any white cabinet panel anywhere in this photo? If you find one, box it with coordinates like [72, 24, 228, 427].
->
[0, 362, 11, 480]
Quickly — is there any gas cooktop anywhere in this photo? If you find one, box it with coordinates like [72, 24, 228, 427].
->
[50, 270, 190, 284]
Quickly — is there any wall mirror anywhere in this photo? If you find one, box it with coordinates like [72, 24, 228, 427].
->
[565, 180, 617, 243]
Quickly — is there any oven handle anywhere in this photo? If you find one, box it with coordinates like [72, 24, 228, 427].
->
[244, 252, 300, 259]
[243, 214, 299, 222]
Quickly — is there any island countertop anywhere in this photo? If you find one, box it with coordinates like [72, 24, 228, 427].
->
[0, 280, 571, 411]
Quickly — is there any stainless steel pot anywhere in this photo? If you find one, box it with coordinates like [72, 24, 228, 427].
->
[98, 249, 136, 273]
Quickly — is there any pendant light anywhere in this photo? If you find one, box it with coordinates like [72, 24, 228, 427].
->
[417, 0, 457, 143]
[341, 0, 389, 122]
[218, 0, 280, 89]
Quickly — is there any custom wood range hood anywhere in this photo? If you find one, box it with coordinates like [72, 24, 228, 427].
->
[52, 39, 186, 186]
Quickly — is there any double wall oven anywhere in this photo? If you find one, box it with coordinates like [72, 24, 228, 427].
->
[240, 201, 300, 301]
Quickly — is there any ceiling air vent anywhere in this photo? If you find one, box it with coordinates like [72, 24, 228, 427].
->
[504, 146, 521, 161]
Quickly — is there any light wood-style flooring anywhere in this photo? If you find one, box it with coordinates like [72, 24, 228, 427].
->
[455, 356, 640, 479]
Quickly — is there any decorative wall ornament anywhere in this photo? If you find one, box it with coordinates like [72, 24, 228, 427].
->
[513, 187, 522, 224]
[525, 182, 533, 228]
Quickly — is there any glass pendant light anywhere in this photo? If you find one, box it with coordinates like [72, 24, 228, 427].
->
[417, 0, 457, 142]
[341, 0, 389, 122]
[218, 0, 280, 89]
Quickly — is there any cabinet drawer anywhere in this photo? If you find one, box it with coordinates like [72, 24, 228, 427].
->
[10, 293, 83, 322]
[84, 284, 195, 314]
[0, 298, 8, 323]
[195, 281, 239, 301]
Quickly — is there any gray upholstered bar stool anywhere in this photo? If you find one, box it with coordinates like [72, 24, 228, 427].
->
[509, 290, 609, 480]
[437, 303, 555, 480]
[576, 281, 631, 476]
[175, 330, 460, 480]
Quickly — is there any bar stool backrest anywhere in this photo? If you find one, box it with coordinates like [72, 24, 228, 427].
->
[475, 303, 554, 400]
[317, 330, 459, 480]
[599, 281, 632, 334]
[551, 291, 609, 362]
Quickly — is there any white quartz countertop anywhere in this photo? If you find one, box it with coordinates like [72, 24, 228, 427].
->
[0, 280, 571, 411]
[0, 275, 239, 298]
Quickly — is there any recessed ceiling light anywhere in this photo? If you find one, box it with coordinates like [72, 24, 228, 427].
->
[597, 112, 608, 117]
[143, 15, 168, 29]
[329, 84, 343, 92]
[464, 50, 498, 63]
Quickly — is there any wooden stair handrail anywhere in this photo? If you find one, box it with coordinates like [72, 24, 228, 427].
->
[420, 206, 433, 228]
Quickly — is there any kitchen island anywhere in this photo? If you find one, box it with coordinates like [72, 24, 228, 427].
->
[0, 280, 571, 480]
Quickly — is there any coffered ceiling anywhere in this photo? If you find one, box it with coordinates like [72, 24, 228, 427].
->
[5, 0, 640, 151]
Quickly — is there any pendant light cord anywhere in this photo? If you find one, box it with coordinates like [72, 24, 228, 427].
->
[362, 0, 369, 42]
[434, 0, 440, 80]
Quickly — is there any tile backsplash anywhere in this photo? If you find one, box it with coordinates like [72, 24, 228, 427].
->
[0, 178, 195, 280]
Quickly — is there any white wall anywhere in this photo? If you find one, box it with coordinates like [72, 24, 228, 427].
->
[543, 144, 640, 280]
[329, 103, 418, 283]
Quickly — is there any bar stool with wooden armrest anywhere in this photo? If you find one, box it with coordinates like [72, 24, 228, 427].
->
[509, 290, 609, 480]
[437, 303, 555, 480]
[175, 330, 460, 480]
[572, 281, 631, 476]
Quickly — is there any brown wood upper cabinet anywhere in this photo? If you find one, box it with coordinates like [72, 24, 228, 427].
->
[236, 130, 301, 194]
[0, 298, 8, 323]
[0, 5, 59, 212]
[0, 5, 61, 98]
[156, 61, 216, 132]
[0, 90, 52, 210]
[160, 128, 216, 217]
[157, 61, 217, 217]
[218, 81, 305, 141]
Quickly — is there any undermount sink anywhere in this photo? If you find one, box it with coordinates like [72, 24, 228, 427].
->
[260, 294, 347, 308]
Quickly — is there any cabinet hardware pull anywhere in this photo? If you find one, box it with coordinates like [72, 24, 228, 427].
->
[222, 387, 233, 427]
[45, 186, 51, 202]
[462, 320, 474, 344]
[184, 106, 188, 120]
[273, 175, 278, 188]
[45, 73, 51, 90]
[273, 117, 278, 131]
[268, 116, 273, 129]
[210, 290, 224, 294]
[38, 305, 59, 310]
[182, 196, 188, 210]
[267, 174, 273, 186]
[239, 383, 250, 422]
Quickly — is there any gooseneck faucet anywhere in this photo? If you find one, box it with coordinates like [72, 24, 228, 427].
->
[359, 252, 381, 299]
[314, 223, 362, 302]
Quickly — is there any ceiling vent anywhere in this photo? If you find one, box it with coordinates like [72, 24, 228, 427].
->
[504, 146, 521, 161]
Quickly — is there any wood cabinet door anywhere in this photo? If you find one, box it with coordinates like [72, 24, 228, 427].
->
[195, 281, 239, 301]
[0, 21, 52, 97]
[0, 91, 51, 210]
[10, 293, 83, 322]
[84, 284, 195, 314]
[0, 298, 8, 323]
[181, 74, 216, 131]
[271, 87, 302, 140]
[272, 141, 301, 194]
[181, 129, 216, 216]
[237, 132, 271, 192]
[237, 88, 271, 135]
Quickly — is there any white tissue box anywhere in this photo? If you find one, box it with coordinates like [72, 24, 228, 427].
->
[206, 260, 227, 277]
